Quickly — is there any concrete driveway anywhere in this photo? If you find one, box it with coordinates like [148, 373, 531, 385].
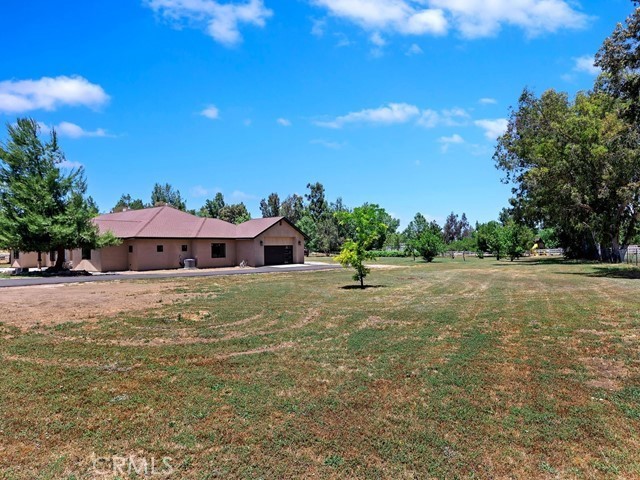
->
[0, 262, 340, 288]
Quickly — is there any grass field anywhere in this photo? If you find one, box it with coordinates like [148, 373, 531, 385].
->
[2, 258, 640, 478]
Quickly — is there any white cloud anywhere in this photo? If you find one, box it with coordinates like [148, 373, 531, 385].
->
[58, 159, 83, 169]
[475, 118, 508, 140]
[429, 0, 589, 38]
[201, 105, 220, 119]
[439, 133, 464, 144]
[191, 185, 223, 197]
[316, 103, 473, 129]
[311, 0, 588, 40]
[573, 55, 600, 75]
[315, 102, 420, 128]
[311, 17, 326, 36]
[416, 107, 469, 128]
[479, 97, 497, 105]
[277, 117, 292, 126]
[438, 133, 464, 152]
[146, 0, 272, 46]
[311, 139, 346, 149]
[312, 0, 448, 36]
[191, 185, 211, 197]
[38, 121, 110, 139]
[56, 121, 109, 138]
[231, 190, 257, 201]
[335, 32, 352, 46]
[370, 31, 386, 46]
[406, 43, 423, 55]
[0, 75, 109, 114]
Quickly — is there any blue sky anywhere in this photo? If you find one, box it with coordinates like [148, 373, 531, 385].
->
[0, 0, 633, 227]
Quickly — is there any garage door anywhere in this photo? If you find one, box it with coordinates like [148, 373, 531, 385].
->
[264, 245, 293, 265]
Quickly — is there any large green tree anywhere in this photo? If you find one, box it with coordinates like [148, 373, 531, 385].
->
[112, 194, 145, 213]
[495, 88, 640, 261]
[151, 182, 187, 211]
[279, 194, 305, 224]
[0, 119, 118, 269]
[218, 202, 251, 224]
[259, 192, 280, 217]
[198, 192, 225, 218]
[305, 182, 328, 221]
[596, 2, 640, 123]
[335, 204, 388, 288]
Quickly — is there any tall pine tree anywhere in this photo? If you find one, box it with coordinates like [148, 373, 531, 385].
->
[0, 118, 118, 270]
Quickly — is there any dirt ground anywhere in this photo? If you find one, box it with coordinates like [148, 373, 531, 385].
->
[0, 280, 191, 330]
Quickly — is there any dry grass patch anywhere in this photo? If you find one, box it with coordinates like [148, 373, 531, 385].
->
[2, 259, 640, 478]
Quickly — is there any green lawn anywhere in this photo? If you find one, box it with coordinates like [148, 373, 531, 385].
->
[2, 258, 640, 478]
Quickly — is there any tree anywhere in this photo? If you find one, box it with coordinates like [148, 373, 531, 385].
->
[218, 202, 251, 224]
[198, 192, 225, 218]
[305, 182, 328, 221]
[403, 213, 429, 260]
[151, 183, 186, 211]
[415, 222, 445, 262]
[595, 3, 640, 123]
[476, 221, 505, 259]
[112, 194, 145, 213]
[443, 212, 460, 243]
[315, 213, 340, 254]
[296, 215, 318, 251]
[335, 204, 388, 288]
[502, 220, 534, 261]
[259, 192, 280, 218]
[0, 118, 118, 270]
[459, 213, 472, 238]
[279, 194, 305, 224]
[495, 88, 640, 261]
[537, 227, 560, 249]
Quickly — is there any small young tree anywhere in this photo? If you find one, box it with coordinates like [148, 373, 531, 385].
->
[415, 223, 445, 262]
[0, 118, 118, 270]
[502, 220, 535, 261]
[335, 204, 388, 288]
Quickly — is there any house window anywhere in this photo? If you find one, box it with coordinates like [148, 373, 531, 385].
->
[128, 245, 133, 253]
[181, 245, 188, 252]
[211, 243, 226, 258]
[157, 245, 164, 253]
[49, 251, 56, 262]
[14, 250, 19, 260]
[82, 247, 91, 260]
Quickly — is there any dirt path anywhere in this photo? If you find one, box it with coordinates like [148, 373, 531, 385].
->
[0, 280, 192, 330]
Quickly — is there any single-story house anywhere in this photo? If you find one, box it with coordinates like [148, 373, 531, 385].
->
[10, 205, 307, 272]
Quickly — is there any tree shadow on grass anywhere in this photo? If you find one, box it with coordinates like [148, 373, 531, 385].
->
[560, 267, 640, 280]
[492, 258, 583, 266]
[340, 285, 385, 290]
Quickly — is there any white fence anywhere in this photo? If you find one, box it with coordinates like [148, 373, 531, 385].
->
[624, 245, 640, 265]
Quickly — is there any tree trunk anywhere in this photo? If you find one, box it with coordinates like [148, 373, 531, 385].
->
[54, 246, 66, 270]
[360, 275, 364, 289]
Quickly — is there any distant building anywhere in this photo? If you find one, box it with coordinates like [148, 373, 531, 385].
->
[11, 205, 306, 272]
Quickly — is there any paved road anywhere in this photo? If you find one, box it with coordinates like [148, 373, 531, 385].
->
[0, 263, 340, 288]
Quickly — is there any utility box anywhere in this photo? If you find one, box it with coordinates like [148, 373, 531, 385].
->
[184, 259, 196, 269]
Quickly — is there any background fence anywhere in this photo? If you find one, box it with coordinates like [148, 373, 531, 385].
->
[624, 246, 639, 266]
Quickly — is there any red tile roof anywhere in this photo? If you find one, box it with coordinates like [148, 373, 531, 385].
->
[93, 206, 297, 240]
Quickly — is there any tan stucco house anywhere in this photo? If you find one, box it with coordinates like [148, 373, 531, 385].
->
[10, 206, 307, 272]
